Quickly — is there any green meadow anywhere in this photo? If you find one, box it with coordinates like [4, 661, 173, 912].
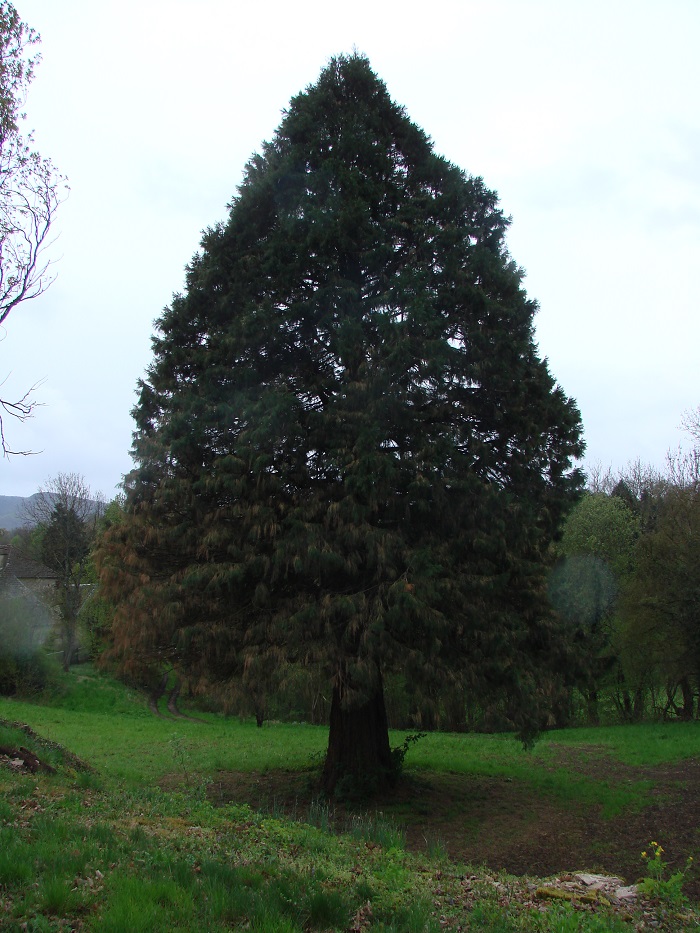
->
[0, 667, 698, 931]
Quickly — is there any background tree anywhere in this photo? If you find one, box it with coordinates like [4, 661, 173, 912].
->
[549, 493, 640, 723]
[667, 404, 699, 515]
[626, 484, 700, 719]
[24, 472, 103, 670]
[620, 414, 700, 719]
[681, 405, 700, 445]
[99, 55, 584, 795]
[78, 496, 123, 661]
[572, 440, 700, 723]
[0, 1, 67, 455]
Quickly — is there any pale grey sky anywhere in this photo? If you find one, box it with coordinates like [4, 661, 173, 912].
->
[2, 0, 698, 499]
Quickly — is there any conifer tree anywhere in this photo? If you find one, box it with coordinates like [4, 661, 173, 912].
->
[99, 55, 584, 794]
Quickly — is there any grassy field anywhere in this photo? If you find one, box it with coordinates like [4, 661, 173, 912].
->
[1, 667, 699, 931]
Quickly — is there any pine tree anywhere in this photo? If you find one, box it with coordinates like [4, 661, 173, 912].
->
[100, 55, 584, 794]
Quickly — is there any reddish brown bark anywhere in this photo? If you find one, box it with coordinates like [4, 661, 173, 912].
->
[321, 669, 394, 797]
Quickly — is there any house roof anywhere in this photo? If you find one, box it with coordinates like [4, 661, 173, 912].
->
[0, 545, 57, 580]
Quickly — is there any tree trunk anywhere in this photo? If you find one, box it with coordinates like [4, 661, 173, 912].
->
[585, 688, 600, 725]
[149, 672, 169, 717]
[62, 623, 76, 673]
[321, 668, 394, 797]
[679, 676, 694, 721]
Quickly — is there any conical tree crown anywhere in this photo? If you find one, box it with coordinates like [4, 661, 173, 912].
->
[105, 54, 583, 734]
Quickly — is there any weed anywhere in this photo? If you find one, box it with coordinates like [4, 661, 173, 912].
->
[639, 840, 694, 909]
[304, 886, 349, 928]
[0, 797, 13, 822]
[169, 733, 193, 788]
[99, 874, 196, 932]
[346, 810, 406, 849]
[0, 835, 33, 887]
[389, 730, 426, 779]
[75, 768, 103, 790]
[308, 795, 336, 832]
[423, 830, 449, 862]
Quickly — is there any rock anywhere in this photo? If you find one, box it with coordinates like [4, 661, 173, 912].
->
[575, 872, 625, 889]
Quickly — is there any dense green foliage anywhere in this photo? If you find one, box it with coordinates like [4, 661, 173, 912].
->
[552, 443, 700, 724]
[99, 54, 583, 793]
[622, 481, 700, 718]
[549, 493, 641, 723]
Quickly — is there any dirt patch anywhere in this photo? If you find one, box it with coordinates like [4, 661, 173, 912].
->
[0, 718, 94, 773]
[203, 748, 700, 903]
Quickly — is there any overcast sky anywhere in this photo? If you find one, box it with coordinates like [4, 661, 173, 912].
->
[1, 0, 698, 500]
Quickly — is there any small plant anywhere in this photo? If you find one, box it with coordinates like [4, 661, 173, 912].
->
[169, 734, 193, 788]
[423, 831, 449, 863]
[308, 796, 336, 833]
[389, 731, 426, 781]
[346, 810, 406, 850]
[639, 840, 694, 909]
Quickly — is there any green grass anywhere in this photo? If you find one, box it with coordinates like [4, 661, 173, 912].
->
[1, 668, 699, 931]
[0, 666, 326, 783]
[0, 666, 696, 829]
[396, 719, 699, 817]
[539, 720, 700, 766]
[403, 719, 700, 771]
[4, 665, 697, 806]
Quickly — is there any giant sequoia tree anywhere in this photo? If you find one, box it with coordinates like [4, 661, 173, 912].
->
[100, 55, 584, 794]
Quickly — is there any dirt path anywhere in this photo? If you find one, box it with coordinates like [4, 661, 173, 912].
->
[205, 747, 700, 902]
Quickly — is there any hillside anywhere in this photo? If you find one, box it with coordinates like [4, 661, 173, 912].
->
[0, 493, 103, 532]
[0, 494, 34, 531]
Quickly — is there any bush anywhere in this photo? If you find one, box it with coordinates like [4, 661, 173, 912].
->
[0, 597, 60, 696]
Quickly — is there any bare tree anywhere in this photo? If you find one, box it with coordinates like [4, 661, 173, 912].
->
[585, 460, 616, 494]
[681, 405, 700, 446]
[585, 458, 664, 499]
[0, 2, 67, 455]
[24, 471, 102, 526]
[616, 458, 665, 501]
[657, 406, 700, 491]
[24, 473, 104, 670]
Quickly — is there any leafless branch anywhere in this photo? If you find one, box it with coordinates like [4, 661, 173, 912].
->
[680, 405, 700, 445]
[0, 134, 66, 326]
[0, 2, 68, 455]
[0, 375, 43, 454]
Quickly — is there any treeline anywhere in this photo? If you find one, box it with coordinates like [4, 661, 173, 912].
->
[3, 417, 699, 733]
[550, 433, 700, 726]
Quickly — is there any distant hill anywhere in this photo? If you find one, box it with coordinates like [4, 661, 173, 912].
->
[0, 494, 37, 531]
[0, 493, 103, 533]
